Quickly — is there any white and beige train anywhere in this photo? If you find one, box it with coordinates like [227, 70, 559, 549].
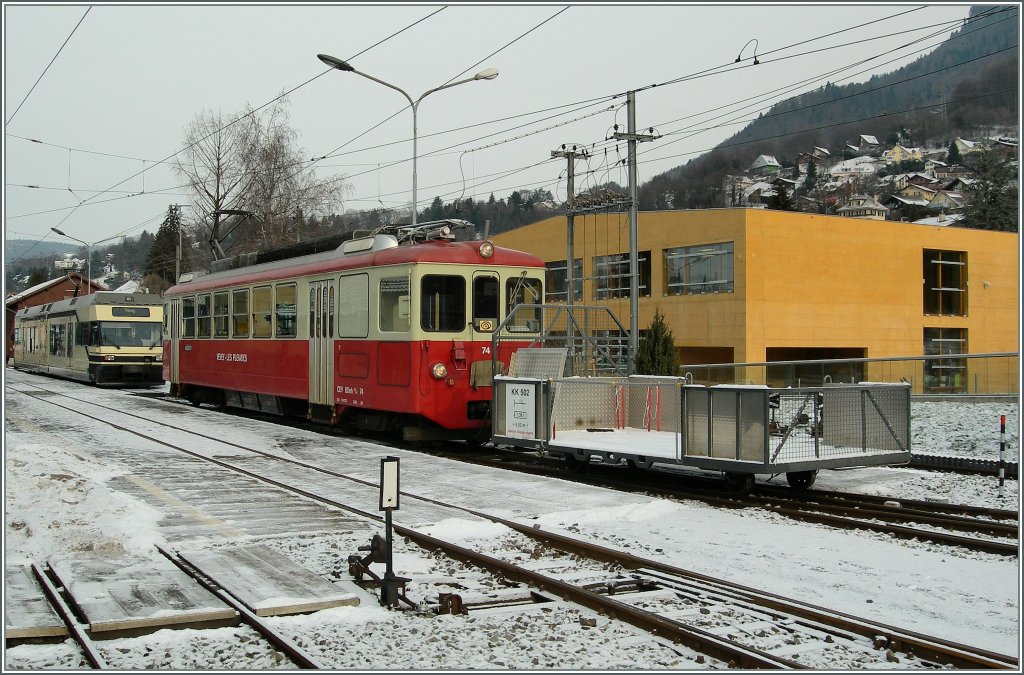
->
[12, 291, 165, 386]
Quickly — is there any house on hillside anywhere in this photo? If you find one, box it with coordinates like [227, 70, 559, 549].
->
[836, 194, 888, 220]
[944, 177, 976, 192]
[954, 137, 982, 155]
[882, 144, 924, 164]
[924, 159, 947, 177]
[928, 191, 965, 212]
[722, 175, 756, 206]
[885, 194, 930, 212]
[858, 134, 880, 153]
[934, 164, 973, 181]
[899, 183, 939, 202]
[748, 154, 781, 177]
[829, 156, 878, 180]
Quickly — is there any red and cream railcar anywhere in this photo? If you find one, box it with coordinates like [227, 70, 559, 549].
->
[162, 224, 545, 441]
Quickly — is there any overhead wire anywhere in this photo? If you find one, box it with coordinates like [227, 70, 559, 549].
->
[6, 6, 92, 127]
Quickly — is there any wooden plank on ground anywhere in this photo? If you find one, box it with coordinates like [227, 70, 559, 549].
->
[4, 565, 68, 640]
[47, 553, 237, 634]
[177, 544, 359, 616]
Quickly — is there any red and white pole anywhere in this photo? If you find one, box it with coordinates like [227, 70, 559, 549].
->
[998, 415, 1006, 500]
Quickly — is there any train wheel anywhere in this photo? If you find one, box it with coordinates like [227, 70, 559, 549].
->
[723, 472, 755, 495]
[564, 454, 589, 474]
[786, 470, 818, 490]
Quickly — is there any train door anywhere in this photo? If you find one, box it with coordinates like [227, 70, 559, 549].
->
[168, 299, 181, 383]
[308, 279, 335, 407]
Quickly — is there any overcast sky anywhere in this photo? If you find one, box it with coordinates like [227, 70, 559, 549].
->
[3, 3, 979, 255]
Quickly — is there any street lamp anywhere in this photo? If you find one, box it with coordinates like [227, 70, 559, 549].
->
[317, 53, 498, 225]
[51, 228, 123, 294]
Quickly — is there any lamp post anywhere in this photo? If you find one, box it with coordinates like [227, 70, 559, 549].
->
[317, 53, 498, 225]
[51, 228, 123, 294]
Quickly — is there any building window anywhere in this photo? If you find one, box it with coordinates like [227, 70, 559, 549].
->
[664, 242, 734, 295]
[924, 327, 966, 393]
[923, 249, 966, 316]
[593, 251, 650, 300]
[545, 259, 582, 302]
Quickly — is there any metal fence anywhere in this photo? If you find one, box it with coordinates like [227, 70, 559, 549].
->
[679, 353, 1019, 396]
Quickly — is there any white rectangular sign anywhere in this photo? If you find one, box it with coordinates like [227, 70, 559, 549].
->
[505, 382, 537, 439]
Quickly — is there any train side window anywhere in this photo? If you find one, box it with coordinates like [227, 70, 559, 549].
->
[252, 286, 272, 338]
[309, 288, 318, 338]
[506, 277, 543, 332]
[232, 290, 250, 337]
[379, 276, 410, 333]
[213, 292, 229, 337]
[197, 294, 211, 338]
[162, 303, 169, 340]
[182, 297, 196, 339]
[275, 283, 297, 338]
[421, 275, 465, 333]
[338, 274, 369, 338]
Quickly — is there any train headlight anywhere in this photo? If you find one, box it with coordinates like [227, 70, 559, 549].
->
[155, 355, 162, 362]
[103, 355, 115, 362]
[479, 241, 494, 258]
[431, 363, 448, 380]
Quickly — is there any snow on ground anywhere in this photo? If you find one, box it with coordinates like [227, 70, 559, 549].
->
[2, 376, 1020, 670]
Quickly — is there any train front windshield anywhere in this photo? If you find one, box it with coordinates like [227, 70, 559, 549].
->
[97, 321, 162, 347]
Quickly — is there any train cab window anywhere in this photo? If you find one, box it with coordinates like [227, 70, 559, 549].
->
[232, 289, 250, 337]
[379, 276, 411, 332]
[275, 283, 297, 338]
[421, 275, 465, 333]
[328, 286, 335, 339]
[252, 286, 272, 338]
[182, 297, 196, 338]
[213, 292, 229, 337]
[197, 294, 211, 338]
[473, 275, 499, 331]
[506, 276, 543, 332]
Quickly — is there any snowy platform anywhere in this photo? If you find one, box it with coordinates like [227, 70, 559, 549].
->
[177, 544, 359, 616]
[4, 565, 67, 641]
[46, 553, 237, 635]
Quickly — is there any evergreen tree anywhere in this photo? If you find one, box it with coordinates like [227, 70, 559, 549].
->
[767, 184, 795, 211]
[962, 149, 1018, 232]
[946, 140, 962, 165]
[802, 160, 818, 192]
[145, 205, 187, 285]
[634, 308, 679, 376]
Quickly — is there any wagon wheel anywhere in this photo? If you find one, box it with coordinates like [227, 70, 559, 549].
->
[786, 470, 818, 490]
[723, 472, 755, 495]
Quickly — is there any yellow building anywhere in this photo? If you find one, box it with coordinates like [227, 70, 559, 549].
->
[492, 208, 1019, 391]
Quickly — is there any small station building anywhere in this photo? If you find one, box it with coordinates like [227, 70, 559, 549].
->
[491, 208, 1019, 393]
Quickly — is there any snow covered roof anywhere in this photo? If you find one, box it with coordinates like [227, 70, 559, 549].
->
[113, 280, 142, 293]
[748, 154, 781, 171]
[887, 195, 930, 207]
[913, 213, 965, 226]
[860, 134, 879, 145]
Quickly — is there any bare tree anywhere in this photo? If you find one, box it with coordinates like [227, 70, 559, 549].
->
[175, 97, 349, 264]
[238, 98, 348, 251]
[174, 109, 256, 262]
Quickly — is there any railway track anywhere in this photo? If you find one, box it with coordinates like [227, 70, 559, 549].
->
[415, 444, 1020, 556]
[6, 379, 1019, 669]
